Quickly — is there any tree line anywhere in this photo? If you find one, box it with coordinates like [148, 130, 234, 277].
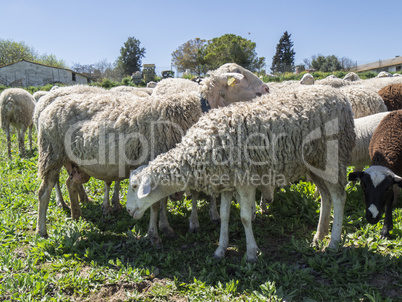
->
[0, 33, 356, 83]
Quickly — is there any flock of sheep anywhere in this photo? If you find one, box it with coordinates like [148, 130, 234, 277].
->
[1, 63, 402, 263]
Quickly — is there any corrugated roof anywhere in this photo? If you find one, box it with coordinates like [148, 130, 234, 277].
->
[0, 59, 91, 79]
[356, 56, 402, 72]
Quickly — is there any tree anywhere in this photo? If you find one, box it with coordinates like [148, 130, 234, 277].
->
[271, 31, 295, 73]
[171, 38, 207, 76]
[0, 39, 35, 66]
[36, 53, 67, 68]
[202, 34, 265, 72]
[310, 54, 342, 72]
[116, 37, 146, 76]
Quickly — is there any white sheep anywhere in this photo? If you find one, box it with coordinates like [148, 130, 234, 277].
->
[300, 73, 314, 85]
[126, 85, 356, 262]
[151, 78, 199, 96]
[340, 85, 387, 118]
[110, 86, 153, 97]
[349, 110, 402, 238]
[32, 91, 48, 102]
[35, 63, 270, 240]
[343, 72, 360, 82]
[0, 88, 35, 158]
[351, 112, 391, 171]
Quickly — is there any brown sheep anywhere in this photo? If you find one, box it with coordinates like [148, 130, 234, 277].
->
[378, 83, 402, 111]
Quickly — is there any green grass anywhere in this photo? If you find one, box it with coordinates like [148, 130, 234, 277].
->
[0, 131, 401, 301]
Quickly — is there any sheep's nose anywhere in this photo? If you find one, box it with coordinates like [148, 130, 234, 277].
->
[256, 92, 262, 97]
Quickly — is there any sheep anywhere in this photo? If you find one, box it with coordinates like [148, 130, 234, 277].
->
[377, 71, 393, 78]
[33, 85, 115, 210]
[343, 72, 361, 82]
[32, 91, 48, 102]
[300, 73, 314, 85]
[357, 77, 402, 92]
[0, 88, 35, 158]
[340, 85, 387, 118]
[315, 77, 352, 88]
[110, 86, 153, 97]
[126, 85, 356, 262]
[351, 112, 391, 171]
[349, 110, 402, 238]
[151, 78, 199, 96]
[147, 81, 157, 88]
[35, 63, 270, 239]
[377, 83, 402, 111]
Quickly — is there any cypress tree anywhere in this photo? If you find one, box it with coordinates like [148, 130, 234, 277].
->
[271, 31, 295, 73]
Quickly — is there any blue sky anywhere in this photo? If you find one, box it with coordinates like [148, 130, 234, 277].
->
[1, 0, 401, 75]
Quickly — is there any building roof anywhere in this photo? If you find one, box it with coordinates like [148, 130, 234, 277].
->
[0, 59, 90, 79]
[356, 56, 402, 72]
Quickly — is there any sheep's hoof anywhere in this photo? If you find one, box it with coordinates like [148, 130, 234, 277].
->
[113, 202, 123, 213]
[36, 229, 48, 239]
[102, 206, 112, 215]
[212, 218, 221, 226]
[188, 225, 199, 234]
[213, 248, 225, 259]
[149, 236, 162, 249]
[160, 226, 175, 238]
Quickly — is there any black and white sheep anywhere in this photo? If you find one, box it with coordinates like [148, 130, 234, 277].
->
[127, 85, 356, 262]
[349, 110, 402, 238]
[0, 88, 35, 158]
[35, 63, 270, 240]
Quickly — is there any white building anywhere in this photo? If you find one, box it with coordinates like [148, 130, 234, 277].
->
[356, 56, 402, 73]
[0, 60, 91, 87]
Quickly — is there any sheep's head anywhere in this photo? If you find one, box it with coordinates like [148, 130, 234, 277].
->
[349, 165, 402, 224]
[200, 63, 269, 108]
[126, 165, 183, 219]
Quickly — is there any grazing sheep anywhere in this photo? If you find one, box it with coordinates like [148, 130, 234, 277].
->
[32, 91, 48, 102]
[340, 85, 387, 118]
[300, 73, 314, 85]
[378, 83, 402, 111]
[127, 85, 356, 262]
[110, 86, 153, 96]
[349, 110, 402, 238]
[343, 72, 361, 82]
[0, 88, 35, 158]
[36, 63, 270, 239]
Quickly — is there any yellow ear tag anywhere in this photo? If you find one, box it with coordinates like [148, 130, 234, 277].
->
[227, 76, 236, 87]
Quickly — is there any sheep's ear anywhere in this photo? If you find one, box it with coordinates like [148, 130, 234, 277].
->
[392, 175, 402, 188]
[349, 172, 364, 181]
[217, 73, 244, 86]
[138, 175, 152, 198]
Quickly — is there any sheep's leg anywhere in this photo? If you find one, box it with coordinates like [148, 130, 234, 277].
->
[381, 198, 394, 238]
[102, 181, 112, 214]
[112, 181, 122, 212]
[326, 183, 346, 249]
[147, 201, 162, 248]
[213, 191, 232, 259]
[28, 124, 33, 151]
[209, 194, 220, 225]
[259, 185, 275, 214]
[238, 186, 258, 262]
[189, 190, 200, 233]
[393, 185, 400, 206]
[65, 177, 82, 220]
[17, 126, 26, 158]
[36, 170, 59, 237]
[78, 184, 92, 203]
[159, 198, 175, 237]
[54, 178, 68, 209]
[5, 125, 12, 159]
[309, 175, 332, 245]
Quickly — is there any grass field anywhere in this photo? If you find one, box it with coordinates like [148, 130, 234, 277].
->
[0, 131, 401, 301]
